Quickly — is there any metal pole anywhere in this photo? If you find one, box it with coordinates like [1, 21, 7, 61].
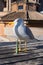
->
[26, 0, 29, 19]
[26, 0, 30, 24]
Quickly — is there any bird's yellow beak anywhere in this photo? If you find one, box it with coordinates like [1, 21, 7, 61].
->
[8, 22, 14, 25]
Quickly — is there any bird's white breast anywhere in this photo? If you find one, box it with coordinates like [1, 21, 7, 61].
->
[13, 25, 18, 39]
[18, 25, 29, 38]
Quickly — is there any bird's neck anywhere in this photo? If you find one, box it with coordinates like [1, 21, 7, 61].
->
[14, 22, 24, 28]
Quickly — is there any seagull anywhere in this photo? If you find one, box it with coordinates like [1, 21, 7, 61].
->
[13, 18, 37, 51]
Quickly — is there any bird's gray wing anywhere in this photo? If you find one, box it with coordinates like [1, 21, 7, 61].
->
[24, 26, 35, 39]
[24, 26, 40, 42]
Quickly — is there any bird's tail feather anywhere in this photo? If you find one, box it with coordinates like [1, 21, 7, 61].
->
[27, 38, 43, 43]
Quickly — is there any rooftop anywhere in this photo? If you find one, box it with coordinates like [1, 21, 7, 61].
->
[1, 11, 43, 21]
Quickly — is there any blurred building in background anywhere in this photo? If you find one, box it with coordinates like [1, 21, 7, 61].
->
[0, 0, 43, 35]
[0, 0, 40, 16]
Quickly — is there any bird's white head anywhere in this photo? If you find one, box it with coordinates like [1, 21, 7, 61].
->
[13, 18, 24, 26]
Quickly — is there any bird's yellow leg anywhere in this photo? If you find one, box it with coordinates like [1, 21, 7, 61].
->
[19, 40, 21, 52]
[16, 39, 19, 54]
[24, 41, 27, 52]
